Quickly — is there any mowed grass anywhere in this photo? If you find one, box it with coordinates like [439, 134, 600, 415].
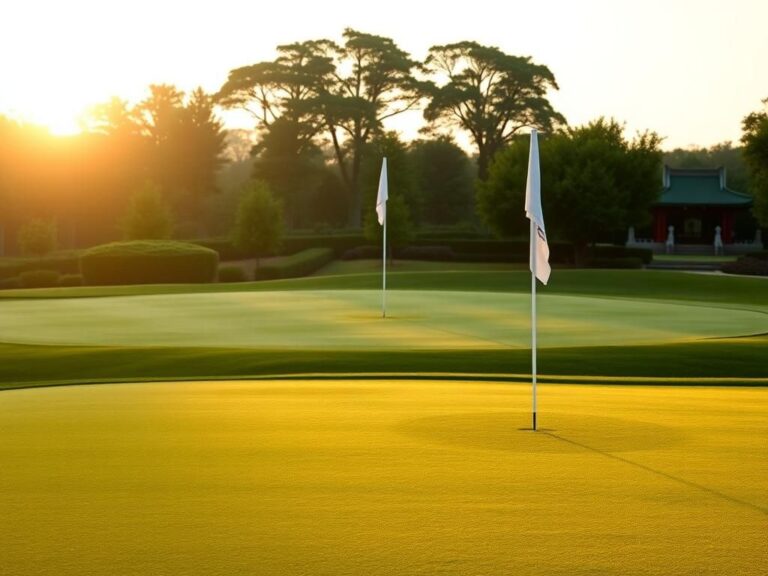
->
[0, 380, 765, 576]
[0, 267, 766, 387]
[2, 290, 765, 349]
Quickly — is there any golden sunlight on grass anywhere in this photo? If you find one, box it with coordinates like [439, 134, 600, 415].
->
[1, 381, 765, 575]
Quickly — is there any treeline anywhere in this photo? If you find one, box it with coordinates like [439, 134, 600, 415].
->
[0, 86, 225, 254]
[1, 28, 765, 258]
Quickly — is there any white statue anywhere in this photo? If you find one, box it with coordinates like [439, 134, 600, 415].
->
[665, 225, 675, 254]
[714, 225, 723, 255]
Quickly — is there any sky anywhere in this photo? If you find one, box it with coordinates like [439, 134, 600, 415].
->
[1, 0, 766, 150]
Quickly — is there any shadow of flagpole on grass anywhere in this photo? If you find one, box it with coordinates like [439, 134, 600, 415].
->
[543, 431, 767, 516]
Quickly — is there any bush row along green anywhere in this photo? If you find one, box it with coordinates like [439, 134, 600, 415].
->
[721, 256, 768, 276]
[81, 241, 219, 285]
[0, 271, 84, 290]
[0, 253, 81, 280]
[254, 248, 335, 280]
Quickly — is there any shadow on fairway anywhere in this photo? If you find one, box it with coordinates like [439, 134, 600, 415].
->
[396, 411, 684, 453]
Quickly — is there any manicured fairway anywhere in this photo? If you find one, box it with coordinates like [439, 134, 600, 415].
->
[0, 380, 765, 576]
[2, 289, 766, 349]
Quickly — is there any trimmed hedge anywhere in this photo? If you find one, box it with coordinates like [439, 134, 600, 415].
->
[721, 257, 768, 276]
[398, 245, 456, 261]
[591, 245, 653, 265]
[342, 246, 381, 260]
[59, 274, 84, 287]
[218, 265, 248, 283]
[0, 252, 81, 281]
[254, 248, 334, 280]
[19, 270, 60, 288]
[81, 241, 219, 285]
[585, 257, 644, 269]
[194, 234, 367, 261]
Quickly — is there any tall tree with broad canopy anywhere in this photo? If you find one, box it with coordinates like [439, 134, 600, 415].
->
[217, 29, 424, 228]
[741, 98, 768, 227]
[422, 41, 564, 181]
[478, 118, 662, 263]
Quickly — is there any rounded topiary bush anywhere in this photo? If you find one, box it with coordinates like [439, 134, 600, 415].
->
[81, 241, 219, 286]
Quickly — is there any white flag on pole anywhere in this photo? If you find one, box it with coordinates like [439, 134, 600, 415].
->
[376, 158, 388, 225]
[524, 129, 551, 285]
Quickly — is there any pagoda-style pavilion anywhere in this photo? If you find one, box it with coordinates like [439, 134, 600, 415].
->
[652, 166, 752, 244]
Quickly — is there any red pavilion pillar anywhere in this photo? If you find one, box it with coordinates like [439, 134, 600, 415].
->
[653, 208, 667, 242]
[722, 210, 734, 244]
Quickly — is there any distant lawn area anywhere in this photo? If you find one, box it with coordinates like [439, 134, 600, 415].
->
[0, 265, 766, 389]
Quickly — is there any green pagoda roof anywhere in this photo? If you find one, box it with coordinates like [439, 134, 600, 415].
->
[656, 167, 752, 206]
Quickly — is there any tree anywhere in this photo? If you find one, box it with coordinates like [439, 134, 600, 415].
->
[408, 137, 475, 225]
[359, 132, 418, 223]
[664, 142, 749, 193]
[478, 118, 662, 263]
[741, 98, 768, 226]
[17, 218, 57, 257]
[232, 181, 284, 269]
[218, 29, 424, 228]
[122, 181, 173, 240]
[250, 117, 325, 229]
[316, 29, 424, 227]
[364, 194, 414, 258]
[422, 41, 565, 181]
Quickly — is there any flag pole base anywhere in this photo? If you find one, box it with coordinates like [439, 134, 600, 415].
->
[532, 412, 537, 431]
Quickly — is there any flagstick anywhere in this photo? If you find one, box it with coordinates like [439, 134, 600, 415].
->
[531, 221, 537, 431]
[382, 215, 387, 318]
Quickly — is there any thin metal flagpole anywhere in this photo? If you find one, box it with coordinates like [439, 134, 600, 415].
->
[382, 214, 387, 318]
[531, 220, 537, 431]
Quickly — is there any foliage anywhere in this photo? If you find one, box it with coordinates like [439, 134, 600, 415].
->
[664, 141, 749, 192]
[721, 256, 768, 276]
[232, 181, 284, 265]
[741, 98, 768, 226]
[478, 119, 662, 261]
[254, 247, 334, 280]
[18, 269, 60, 288]
[122, 181, 174, 240]
[408, 138, 475, 225]
[217, 265, 248, 283]
[58, 274, 84, 287]
[80, 240, 219, 285]
[17, 218, 57, 257]
[218, 29, 424, 227]
[363, 194, 414, 251]
[422, 41, 564, 180]
[250, 118, 326, 228]
[359, 132, 419, 221]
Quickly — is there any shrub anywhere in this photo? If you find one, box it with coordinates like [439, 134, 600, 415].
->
[81, 241, 219, 285]
[59, 274, 84, 287]
[0, 277, 21, 290]
[19, 269, 60, 288]
[0, 252, 81, 281]
[122, 181, 174, 240]
[17, 219, 57, 257]
[218, 265, 248, 283]
[721, 257, 768, 276]
[254, 248, 334, 280]
[281, 234, 367, 257]
[233, 181, 284, 267]
[585, 257, 644, 269]
[398, 245, 456, 261]
[342, 246, 382, 260]
[590, 245, 653, 265]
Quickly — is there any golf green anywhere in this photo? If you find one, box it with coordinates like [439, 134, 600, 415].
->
[2, 289, 766, 349]
[0, 380, 765, 575]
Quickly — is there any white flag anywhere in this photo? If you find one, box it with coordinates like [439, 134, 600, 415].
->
[524, 129, 551, 285]
[376, 158, 388, 225]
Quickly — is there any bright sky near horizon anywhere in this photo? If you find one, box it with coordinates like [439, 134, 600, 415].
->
[2, 0, 766, 150]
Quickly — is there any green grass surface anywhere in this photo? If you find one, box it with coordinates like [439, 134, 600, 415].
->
[3, 290, 765, 349]
[1, 380, 765, 575]
[1, 268, 766, 388]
